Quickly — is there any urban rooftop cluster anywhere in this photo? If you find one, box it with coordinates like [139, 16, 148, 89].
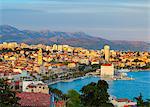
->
[0, 42, 150, 107]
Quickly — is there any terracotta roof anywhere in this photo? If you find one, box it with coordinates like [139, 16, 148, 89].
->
[116, 98, 131, 102]
[102, 64, 112, 66]
[17, 92, 50, 107]
[15, 81, 20, 86]
[54, 101, 65, 106]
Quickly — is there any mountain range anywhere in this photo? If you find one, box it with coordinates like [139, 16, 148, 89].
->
[0, 25, 149, 51]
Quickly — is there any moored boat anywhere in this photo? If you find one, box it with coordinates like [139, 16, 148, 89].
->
[117, 69, 130, 73]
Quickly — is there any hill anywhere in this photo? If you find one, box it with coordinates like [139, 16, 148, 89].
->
[0, 25, 149, 51]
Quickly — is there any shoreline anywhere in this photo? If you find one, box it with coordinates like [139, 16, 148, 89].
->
[48, 70, 150, 100]
[48, 69, 149, 85]
[48, 75, 89, 85]
[129, 69, 150, 72]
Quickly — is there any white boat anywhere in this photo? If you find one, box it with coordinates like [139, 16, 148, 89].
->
[117, 69, 130, 73]
[81, 77, 85, 79]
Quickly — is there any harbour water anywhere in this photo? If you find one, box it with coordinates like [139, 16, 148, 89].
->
[50, 71, 150, 100]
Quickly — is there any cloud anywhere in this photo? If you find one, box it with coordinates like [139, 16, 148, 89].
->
[1, 0, 149, 14]
[0, 0, 149, 41]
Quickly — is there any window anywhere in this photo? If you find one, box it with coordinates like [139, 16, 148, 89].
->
[31, 89, 34, 92]
[15, 85, 19, 89]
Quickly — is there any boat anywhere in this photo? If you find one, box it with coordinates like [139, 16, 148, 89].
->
[121, 72, 128, 77]
[81, 77, 85, 79]
[94, 75, 98, 78]
[117, 69, 130, 73]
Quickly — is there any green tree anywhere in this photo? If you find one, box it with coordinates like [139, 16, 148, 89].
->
[78, 65, 85, 71]
[134, 93, 144, 107]
[66, 90, 81, 107]
[0, 78, 20, 107]
[51, 88, 63, 98]
[144, 99, 150, 107]
[49, 86, 64, 101]
[80, 80, 114, 107]
[91, 64, 100, 70]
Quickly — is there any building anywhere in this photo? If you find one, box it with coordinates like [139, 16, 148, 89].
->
[101, 64, 114, 77]
[54, 101, 65, 107]
[79, 58, 89, 65]
[17, 92, 50, 107]
[26, 82, 49, 94]
[110, 98, 136, 107]
[104, 45, 110, 62]
[57, 45, 63, 51]
[91, 60, 99, 65]
[22, 81, 49, 94]
[9, 81, 22, 91]
[67, 62, 77, 68]
[38, 48, 43, 65]
[52, 44, 58, 51]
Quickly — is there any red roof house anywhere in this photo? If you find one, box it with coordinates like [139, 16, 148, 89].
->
[17, 92, 50, 107]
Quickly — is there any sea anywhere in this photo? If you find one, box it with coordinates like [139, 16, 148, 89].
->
[50, 71, 150, 100]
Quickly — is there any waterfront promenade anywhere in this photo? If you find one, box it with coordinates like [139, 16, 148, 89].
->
[50, 71, 150, 100]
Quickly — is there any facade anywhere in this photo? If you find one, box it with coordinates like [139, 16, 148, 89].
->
[22, 81, 49, 94]
[101, 64, 114, 77]
[110, 98, 136, 107]
[26, 83, 49, 94]
[57, 45, 63, 51]
[9, 81, 22, 91]
[54, 101, 65, 107]
[68, 62, 76, 68]
[79, 58, 89, 65]
[38, 48, 43, 65]
[52, 44, 58, 51]
[91, 60, 99, 65]
[104, 45, 110, 62]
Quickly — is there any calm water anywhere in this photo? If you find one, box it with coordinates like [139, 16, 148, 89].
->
[50, 71, 150, 100]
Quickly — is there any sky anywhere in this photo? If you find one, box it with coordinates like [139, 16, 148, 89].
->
[0, 0, 150, 42]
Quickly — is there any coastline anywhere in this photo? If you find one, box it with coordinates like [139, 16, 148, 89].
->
[49, 71, 150, 100]
[48, 75, 90, 85]
[48, 69, 150, 85]
[129, 69, 150, 72]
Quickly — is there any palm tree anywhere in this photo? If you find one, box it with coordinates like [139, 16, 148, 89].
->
[49, 87, 63, 100]
[134, 93, 144, 107]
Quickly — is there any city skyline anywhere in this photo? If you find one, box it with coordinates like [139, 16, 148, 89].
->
[0, 0, 149, 42]
[0, 1, 150, 106]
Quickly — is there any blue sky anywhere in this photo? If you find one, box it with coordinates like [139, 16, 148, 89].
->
[0, 0, 149, 41]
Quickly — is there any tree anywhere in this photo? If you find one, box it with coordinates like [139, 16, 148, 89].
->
[91, 64, 100, 70]
[49, 86, 64, 101]
[66, 90, 81, 107]
[0, 58, 3, 62]
[51, 88, 63, 98]
[0, 78, 20, 107]
[97, 80, 110, 104]
[144, 99, 150, 107]
[134, 93, 144, 107]
[80, 80, 114, 107]
[78, 65, 85, 71]
[80, 82, 97, 106]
